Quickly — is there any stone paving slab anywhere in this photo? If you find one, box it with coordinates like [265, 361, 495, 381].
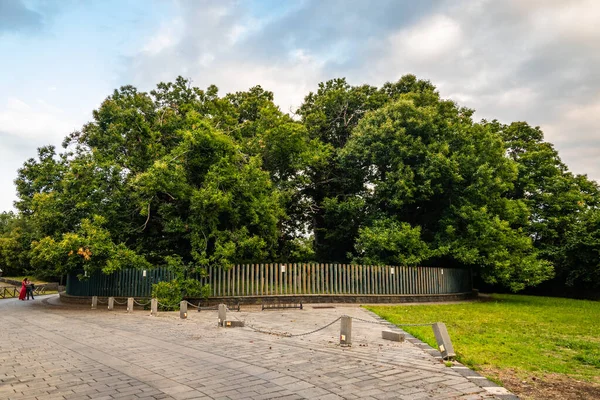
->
[0, 295, 515, 399]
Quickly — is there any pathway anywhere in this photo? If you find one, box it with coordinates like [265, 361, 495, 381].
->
[0, 296, 517, 400]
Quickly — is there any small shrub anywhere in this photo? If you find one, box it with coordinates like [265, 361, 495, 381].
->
[151, 279, 210, 310]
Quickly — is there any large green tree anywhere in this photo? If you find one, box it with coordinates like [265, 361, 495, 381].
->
[340, 93, 552, 291]
[5, 75, 598, 293]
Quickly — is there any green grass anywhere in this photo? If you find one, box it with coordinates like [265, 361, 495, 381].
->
[0, 276, 50, 284]
[366, 294, 600, 383]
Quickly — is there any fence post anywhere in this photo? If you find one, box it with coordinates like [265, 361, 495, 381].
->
[91, 296, 97, 310]
[340, 316, 352, 346]
[127, 297, 134, 313]
[151, 298, 158, 316]
[180, 300, 187, 319]
[108, 297, 114, 310]
[432, 322, 456, 359]
[218, 303, 227, 327]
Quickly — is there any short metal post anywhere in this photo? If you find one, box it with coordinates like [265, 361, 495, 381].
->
[151, 298, 158, 316]
[127, 297, 134, 313]
[218, 304, 227, 327]
[108, 297, 114, 310]
[91, 296, 97, 310]
[180, 300, 188, 319]
[340, 316, 352, 346]
[432, 322, 456, 359]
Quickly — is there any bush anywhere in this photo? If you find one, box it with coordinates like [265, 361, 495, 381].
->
[151, 279, 210, 310]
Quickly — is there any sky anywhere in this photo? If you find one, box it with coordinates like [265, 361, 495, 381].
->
[1, 0, 599, 212]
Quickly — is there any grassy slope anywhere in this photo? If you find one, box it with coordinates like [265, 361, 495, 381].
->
[366, 294, 600, 383]
[0, 276, 49, 284]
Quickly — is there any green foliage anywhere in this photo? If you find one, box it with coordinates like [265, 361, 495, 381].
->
[3, 75, 598, 293]
[29, 216, 151, 277]
[354, 219, 431, 266]
[151, 279, 211, 309]
[491, 121, 600, 292]
[0, 212, 34, 276]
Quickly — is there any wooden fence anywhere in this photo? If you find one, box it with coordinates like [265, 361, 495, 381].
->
[0, 285, 49, 299]
[66, 264, 472, 298]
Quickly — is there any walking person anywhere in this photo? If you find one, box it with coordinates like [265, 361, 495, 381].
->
[18, 278, 27, 301]
[26, 279, 35, 300]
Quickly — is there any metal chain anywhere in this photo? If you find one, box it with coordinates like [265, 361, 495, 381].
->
[185, 301, 199, 308]
[156, 300, 176, 310]
[97, 299, 107, 304]
[133, 299, 151, 306]
[245, 316, 343, 338]
[113, 299, 128, 305]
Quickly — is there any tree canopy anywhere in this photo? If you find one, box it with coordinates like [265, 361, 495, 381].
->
[2, 75, 598, 293]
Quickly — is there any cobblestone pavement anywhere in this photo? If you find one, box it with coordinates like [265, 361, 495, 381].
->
[0, 296, 516, 400]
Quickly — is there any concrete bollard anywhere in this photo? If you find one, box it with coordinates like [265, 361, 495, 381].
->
[218, 304, 227, 327]
[432, 322, 456, 359]
[91, 296, 98, 310]
[224, 320, 244, 328]
[108, 297, 114, 310]
[180, 301, 188, 319]
[127, 297, 134, 313]
[151, 298, 158, 316]
[340, 316, 352, 346]
[382, 331, 405, 342]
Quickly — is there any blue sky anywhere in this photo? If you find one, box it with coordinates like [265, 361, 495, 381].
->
[2, 0, 600, 212]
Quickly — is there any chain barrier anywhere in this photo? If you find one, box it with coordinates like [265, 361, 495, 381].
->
[113, 299, 128, 305]
[244, 316, 343, 338]
[133, 299, 151, 306]
[242, 315, 434, 338]
[185, 301, 199, 309]
[97, 299, 107, 304]
[156, 300, 177, 310]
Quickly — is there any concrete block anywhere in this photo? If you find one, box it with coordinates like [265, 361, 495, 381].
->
[180, 300, 188, 319]
[151, 298, 158, 316]
[223, 320, 244, 328]
[108, 297, 114, 310]
[127, 297, 134, 313]
[432, 322, 456, 359]
[91, 296, 97, 310]
[218, 303, 227, 326]
[340, 316, 352, 346]
[382, 331, 405, 342]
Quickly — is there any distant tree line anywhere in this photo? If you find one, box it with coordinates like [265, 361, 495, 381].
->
[1, 75, 598, 295]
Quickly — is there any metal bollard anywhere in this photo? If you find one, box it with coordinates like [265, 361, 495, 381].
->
[151, 298, 158, 316]
[127, 297, 134, 313]
[432, 322, 455, 359]
[180, 301, 188, 319]
[91, 296, 97, 310]
[340, 316, 352, 346]
[108, 297, 114, 310]
[218, 304, 227, 327]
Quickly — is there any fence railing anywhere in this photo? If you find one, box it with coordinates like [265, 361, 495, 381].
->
[66, 264, 472, 298]
[0, 285, 48, 299]
[200, 264, 470, 297]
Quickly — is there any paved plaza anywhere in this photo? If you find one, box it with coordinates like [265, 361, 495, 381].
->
[0, 295, 516, 400]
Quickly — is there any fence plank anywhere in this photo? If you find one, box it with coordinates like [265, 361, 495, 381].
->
[65, 265, 470, 298]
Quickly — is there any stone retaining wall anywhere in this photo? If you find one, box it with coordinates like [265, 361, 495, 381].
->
[186, 291, 479, 305]
[59, 290, 478, 307]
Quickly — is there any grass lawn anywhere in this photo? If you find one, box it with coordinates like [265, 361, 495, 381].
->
[0, 276, 50, 284]
[366, 294, 600, 399]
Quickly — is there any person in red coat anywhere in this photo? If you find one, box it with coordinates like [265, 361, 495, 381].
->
[18, 278, 27, 300]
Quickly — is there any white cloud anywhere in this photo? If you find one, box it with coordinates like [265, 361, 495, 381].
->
[523, 0, 600, 44]
[0, 97, 77, 141]
[389, 15, 463, 62]
[141, 18, 184, 56]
